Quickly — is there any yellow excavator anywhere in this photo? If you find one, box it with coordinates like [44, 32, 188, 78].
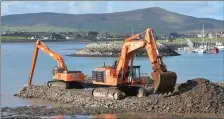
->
[91, 28, 177, 99]
[28, 40, 85, 89]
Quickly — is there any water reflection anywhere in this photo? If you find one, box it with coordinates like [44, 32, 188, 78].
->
[41, 113, 224, 118]
[93, 113, 224, 118]
[41, 115, 92, 119]
[1, 94, 74, 108]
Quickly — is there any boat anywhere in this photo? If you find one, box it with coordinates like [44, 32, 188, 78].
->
[191, 46, 207, 53]
[214, 31, 224, 50]
[197, 48, 207, 53]
[178, 47, 184, 50]
[192, 25, 208, 54]
[178, 38, 184, 51]
[212, 47, 219, 53]
[215, 42, 224, 50]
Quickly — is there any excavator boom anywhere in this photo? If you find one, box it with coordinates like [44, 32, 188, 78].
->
[28, 40, 84, 87]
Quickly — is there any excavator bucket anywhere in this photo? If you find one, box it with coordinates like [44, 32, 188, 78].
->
[152, 71, 177, 94]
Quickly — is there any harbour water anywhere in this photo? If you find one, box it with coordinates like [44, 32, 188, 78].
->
[1, 42, 224, 107]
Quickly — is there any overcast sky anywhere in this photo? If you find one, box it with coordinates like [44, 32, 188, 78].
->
[1, 1, 223, 20]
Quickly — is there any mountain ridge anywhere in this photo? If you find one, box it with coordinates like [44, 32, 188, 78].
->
[1, 7, 223, 35]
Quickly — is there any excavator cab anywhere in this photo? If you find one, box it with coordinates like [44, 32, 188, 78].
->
[125, 66, 149, 86]
[127, 66, 141, 81]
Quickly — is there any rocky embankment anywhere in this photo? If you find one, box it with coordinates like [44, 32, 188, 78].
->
[162, 42, 188, 50]
[69, 42, 180, 57]
[5, 78, 223, 118]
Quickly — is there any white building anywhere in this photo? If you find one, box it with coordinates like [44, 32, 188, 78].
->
[29, 37, 35, 40]
[197, 34, 206, 38]
[42, 36, 49, 40]
[208, 33, 214, 39]
[66, 36, 70, 40]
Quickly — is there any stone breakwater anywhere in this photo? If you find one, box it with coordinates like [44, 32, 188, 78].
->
[70, 42, 180, 57]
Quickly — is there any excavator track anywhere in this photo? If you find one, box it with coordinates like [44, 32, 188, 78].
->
[92, 87, 126, 100]
[153, 71, 177, 94]
[91, 85, 147, 100]
[47, 80, 84, 89]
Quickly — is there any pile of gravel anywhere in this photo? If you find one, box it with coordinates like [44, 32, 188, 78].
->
[73, 42, 179, 57]
[154, 78, 224, 113]
[14, 78, 224, 114]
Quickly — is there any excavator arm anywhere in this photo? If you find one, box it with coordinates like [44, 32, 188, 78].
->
[144, 28, 167, 72]
[144, 28, 177, 93]
[28, 40, 67, 86]
[115, 28, 177, 94]
[115, 37, 146, 79]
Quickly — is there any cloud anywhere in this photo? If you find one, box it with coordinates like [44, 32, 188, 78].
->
[67, 1, 110, 14]
[106, 1, 154, 13]
[1, 1, 223, 20]
[1, 1, 25, 15]
[148, 1, 223, 20]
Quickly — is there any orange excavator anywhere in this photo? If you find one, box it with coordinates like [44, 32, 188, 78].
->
[91, 28, 177, 98]
[28, 40, 85, 89]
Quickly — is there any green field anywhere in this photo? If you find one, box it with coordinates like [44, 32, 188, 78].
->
[157, 38, 224, 43]
[112, 38, 224, 44]
[1, 36, 28, 41]
[2, 35, 224, 43]
[0, 25, 77, 32]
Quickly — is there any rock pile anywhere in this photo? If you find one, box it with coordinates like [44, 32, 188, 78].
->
[14, 78, 224, 114]
[73, 42, 180, 57]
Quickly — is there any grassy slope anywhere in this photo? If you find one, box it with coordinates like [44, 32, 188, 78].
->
[1, 7, 223, 34]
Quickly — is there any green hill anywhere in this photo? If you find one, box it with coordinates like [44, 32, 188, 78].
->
[1, 7, 223, 35]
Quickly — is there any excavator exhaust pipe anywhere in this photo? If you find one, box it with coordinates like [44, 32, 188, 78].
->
[152, 71, 177, 94]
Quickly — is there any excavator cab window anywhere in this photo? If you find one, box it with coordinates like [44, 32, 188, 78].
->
[128, 66, 141, 80]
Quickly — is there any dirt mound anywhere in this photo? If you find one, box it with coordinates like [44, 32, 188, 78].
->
[14, 78, 224, 114]
[157, 78, 224, 113]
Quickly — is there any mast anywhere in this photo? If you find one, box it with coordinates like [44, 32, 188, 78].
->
[180, 39, 182, 47]
[203, 25, 204, 48]
[216, 31, 218, 43]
